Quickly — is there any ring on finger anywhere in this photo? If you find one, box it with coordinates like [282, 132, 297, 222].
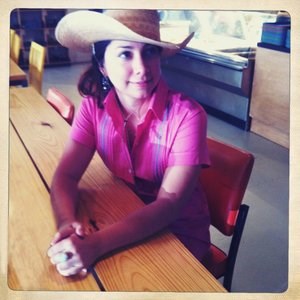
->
[56, 251, 73, 263]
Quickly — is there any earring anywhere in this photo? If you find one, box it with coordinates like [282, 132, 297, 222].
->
[101, 76, 111, 92]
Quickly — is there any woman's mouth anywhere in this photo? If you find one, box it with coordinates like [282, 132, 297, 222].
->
[130, 79, 152, 87]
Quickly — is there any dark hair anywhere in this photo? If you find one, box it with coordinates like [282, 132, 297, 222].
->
[77, 40, 112, 108]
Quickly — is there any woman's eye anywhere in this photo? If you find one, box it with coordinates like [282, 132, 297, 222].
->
[119, 51, 132, 60]
[143, 46, 160, 59]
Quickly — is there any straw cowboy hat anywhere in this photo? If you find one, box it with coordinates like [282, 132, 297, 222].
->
[55, 9, 194, 56]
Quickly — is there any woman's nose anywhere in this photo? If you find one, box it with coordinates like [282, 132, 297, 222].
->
[132, 54, 148, 75]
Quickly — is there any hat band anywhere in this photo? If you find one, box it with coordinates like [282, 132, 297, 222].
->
[123, 21, 161, 41]
[108, 12, 161, 41]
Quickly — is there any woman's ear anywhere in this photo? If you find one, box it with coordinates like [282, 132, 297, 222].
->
[99, 65, 107, 77]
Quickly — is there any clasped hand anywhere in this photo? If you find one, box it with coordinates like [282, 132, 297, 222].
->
[47, 222, 95, 277]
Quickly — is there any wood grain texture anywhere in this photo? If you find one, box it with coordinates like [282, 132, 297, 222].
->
[9, 86, 113, 189]
[95, 232, 225, 292]
[8, 124, 99, 291]
[10, 59, 27, 82]
[78, 186, 225, 291]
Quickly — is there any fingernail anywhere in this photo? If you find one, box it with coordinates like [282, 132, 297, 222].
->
[79, 268, 88, 277]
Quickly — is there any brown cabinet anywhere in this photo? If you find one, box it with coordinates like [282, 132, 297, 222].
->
[250, 46, 289, 148]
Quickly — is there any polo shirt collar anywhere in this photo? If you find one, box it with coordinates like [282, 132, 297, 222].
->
[103, 89, 124, 132]
[148, 78, 169, 121]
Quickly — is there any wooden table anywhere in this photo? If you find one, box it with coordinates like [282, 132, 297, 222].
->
[10, 58, 28, 87]
[9, 124, 100, 291]
[9, 86, 226, 292]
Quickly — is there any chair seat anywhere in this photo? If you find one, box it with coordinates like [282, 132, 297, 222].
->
[202, 244, 227, 279]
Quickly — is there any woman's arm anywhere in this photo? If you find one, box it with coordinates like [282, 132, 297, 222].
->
[48, 164, 201, 276]
[49, 139, 95, 243]
[94, 164, 202, 254]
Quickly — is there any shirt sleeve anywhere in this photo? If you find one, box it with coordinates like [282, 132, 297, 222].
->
[70, 96, 97, 149]
[168, 107, 210, 167]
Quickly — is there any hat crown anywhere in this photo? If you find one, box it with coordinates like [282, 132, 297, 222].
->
[104, 10, 161, 41]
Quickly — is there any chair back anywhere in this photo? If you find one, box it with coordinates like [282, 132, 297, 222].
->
[200, 137, 254, 236]
[10, 29, 15, 48]
[11, 32, 22, 63]
[46, 87, 75, 125]
[29, 41, 46, 94]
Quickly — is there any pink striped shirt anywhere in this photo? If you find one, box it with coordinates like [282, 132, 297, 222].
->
[71, 79, 211, 260]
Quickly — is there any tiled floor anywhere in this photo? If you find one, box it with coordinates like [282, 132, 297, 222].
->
[42, 63, 289, 293]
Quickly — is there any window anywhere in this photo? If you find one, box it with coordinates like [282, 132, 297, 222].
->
[159, 10, 278, 58]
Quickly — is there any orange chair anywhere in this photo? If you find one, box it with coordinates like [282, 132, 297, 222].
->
[201, 137, 254, 291]
[46, 87, 75, 125]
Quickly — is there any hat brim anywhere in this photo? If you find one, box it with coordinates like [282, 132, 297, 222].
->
[55, 10, 194, 56]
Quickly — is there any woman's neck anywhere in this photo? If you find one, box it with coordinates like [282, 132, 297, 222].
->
[117, 95, 150, 121]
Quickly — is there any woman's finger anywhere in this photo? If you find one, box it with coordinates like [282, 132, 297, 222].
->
[51, 222, 85, 246]
[56, 260, 85, 277]
[48, 236, 72, 258]
[73, 222, 85, 238]
[50, 251, 73, 265]
[51, 225, 76, 245]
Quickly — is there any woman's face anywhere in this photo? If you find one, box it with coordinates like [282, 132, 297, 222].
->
[101, 40, 161, 103]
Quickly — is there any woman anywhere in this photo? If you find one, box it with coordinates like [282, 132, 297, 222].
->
[47, 9, 211, 277]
